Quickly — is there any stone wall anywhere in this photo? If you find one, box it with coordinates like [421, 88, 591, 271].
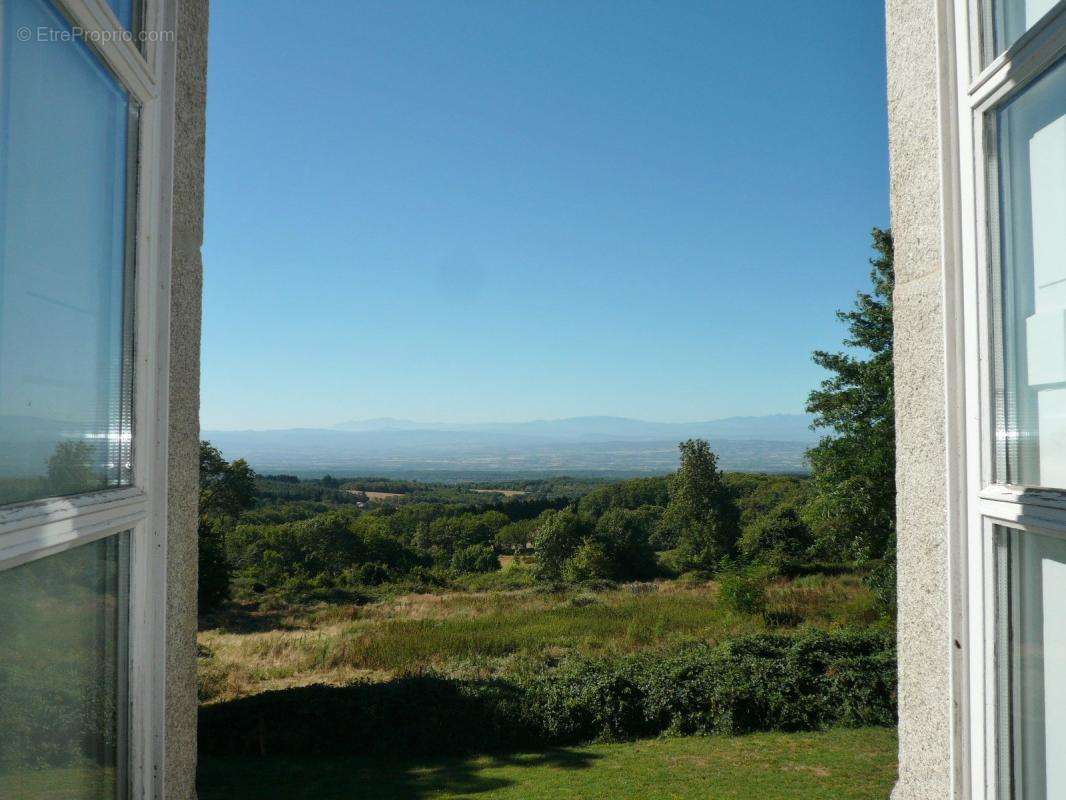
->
[167, 0, 209, 797]
[885, 0, 953, 797]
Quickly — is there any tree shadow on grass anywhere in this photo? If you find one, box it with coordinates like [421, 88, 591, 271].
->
[198, 678, 602, 799]
[198, 602, 310, 634]
[198, 748, 602, 800]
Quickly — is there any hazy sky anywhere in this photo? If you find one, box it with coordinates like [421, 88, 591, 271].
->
[200, 0, 889, 430]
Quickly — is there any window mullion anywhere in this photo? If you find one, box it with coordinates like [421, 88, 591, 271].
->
[0, 491, 148, 571]
[968, 10, 1066, 110]
[53, 0, 157, 104]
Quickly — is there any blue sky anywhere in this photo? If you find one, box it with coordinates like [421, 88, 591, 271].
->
[201, 1, 889, 430]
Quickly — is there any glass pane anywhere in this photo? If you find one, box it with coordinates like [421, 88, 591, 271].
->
[994, 58, 1066, 487]
[0, 0, 135, 506]
[989, 0, 1061, 57]
[0, 533, 130, 800]
[996, 526, 1066, 799]
[107, 0, 135, 32]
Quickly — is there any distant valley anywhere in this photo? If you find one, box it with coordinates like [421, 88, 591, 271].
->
[202, 414, 817, 479]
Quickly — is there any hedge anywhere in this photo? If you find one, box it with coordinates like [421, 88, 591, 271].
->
[199, 629, 895, 758]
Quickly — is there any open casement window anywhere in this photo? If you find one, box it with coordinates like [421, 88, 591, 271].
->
[951, 0, 1066, 797]
[0, 0, 177, 797]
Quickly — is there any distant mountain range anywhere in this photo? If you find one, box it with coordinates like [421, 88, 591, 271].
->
[331, 414, 818, 442]
[202, 414, 817, 478]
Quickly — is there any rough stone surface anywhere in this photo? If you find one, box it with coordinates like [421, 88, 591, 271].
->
[167, 0, 208, 797]
[886, 1, 953, 798]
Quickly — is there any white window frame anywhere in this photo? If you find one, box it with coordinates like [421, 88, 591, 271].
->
[945, 0, 1066, 797]
[0, 0, 177, 797]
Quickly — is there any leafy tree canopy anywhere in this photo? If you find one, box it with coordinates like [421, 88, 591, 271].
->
[199, 441, 257, 611]
[666, 439, 740, 572]
[804, 228, 895, 609]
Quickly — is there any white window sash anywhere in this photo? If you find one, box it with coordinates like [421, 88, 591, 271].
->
[0, 1, 178, 797]
[948, 1, 1066, 797]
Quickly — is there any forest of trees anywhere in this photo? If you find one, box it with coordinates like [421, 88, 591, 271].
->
[199, 447, 836, 608]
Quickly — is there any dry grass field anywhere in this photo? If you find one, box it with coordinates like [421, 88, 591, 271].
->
[198, 573, 882, 705]
[344, 489, 407, 501]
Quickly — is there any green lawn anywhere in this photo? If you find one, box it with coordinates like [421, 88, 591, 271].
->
[198, 727, 897, 800]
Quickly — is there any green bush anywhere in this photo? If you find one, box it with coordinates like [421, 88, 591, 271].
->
[450, 544, 500, 574]
[739, 506, 813, 566]
[718, 569, 770, 616]
[562, 540, 614, 583]
[200, 629, 896, 758]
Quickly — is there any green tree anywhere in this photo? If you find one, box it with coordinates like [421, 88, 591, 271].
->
[562, 539, 614, 583]
[731, 475, 814, 566]
[496, 519, 536, 555]
[46, 440, 100, 496]
[450, 543, 500, 574]
[576, 476, 670, 518]
[199, 441, 257, 611]
[739, 506, 812, 566]
[531, 510, 587, 581]
[805, 228, 895, 610]
[666, 439, 740, 572]
[593, 508, 658, 580]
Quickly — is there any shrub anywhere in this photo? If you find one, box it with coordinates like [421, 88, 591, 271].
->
[352, 562, 393, 586]
[199, 629, 896, 758]
[739, 506, 813, 566]
[563, 540, 614, 582]
[718, 569, 769, 616]
[450, 544, 500, 574]
[522, 658, 652, 742]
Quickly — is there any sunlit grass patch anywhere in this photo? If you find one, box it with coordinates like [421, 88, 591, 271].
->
[198, 573, 880, 704]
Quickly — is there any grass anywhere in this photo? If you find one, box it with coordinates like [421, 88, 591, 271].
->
[198, 727, 898, 800]
[198, 574, 882, 703]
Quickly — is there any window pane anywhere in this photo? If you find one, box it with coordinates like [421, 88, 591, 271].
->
[0, 533, 130, 800]
[989, 0, 1062, 56]
[0, 0, 135, 506]
[994, 58, 1066, 487]
[107, 0, 135, 31]
[996, 526, 1066, 799]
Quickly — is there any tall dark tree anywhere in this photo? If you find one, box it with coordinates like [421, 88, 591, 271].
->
[666, 439, 740, 572]
[198, 441, 256, 611]
[805, 229, 895, 605]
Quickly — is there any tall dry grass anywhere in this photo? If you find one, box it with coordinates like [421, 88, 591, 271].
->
[198, 575, 882, 704]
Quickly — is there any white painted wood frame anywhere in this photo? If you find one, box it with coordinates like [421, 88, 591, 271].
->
[0, 0, 177, 797]
[943, 0, 1066, 796]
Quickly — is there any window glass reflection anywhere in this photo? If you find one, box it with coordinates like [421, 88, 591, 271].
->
[0, 0, 134, 506]
[0, 534, 130, 800]
[995, 58, 1066, 487]
[997, 526, 1066, 799]
[990, 0, 1061, 56]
